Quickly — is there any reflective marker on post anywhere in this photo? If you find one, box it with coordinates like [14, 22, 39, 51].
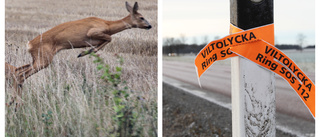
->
[230, 1, 275, 135]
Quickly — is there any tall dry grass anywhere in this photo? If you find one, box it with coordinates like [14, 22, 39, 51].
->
[5, 0, 157, 136]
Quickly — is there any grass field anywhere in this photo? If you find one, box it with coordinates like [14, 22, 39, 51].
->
[5, 0, 157, 136]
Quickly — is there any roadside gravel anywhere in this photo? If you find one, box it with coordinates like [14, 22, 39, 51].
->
[163, 82, 296, 137]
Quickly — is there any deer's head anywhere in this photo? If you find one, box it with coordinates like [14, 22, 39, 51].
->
[125, 2, 152, 30]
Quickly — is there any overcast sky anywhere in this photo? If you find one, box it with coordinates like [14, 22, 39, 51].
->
[163, 0, 315, 46]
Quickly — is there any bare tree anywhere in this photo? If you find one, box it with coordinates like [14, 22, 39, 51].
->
[192, 37, 198, 45]
[163, 37, 177, 46]
[202, 35, 209, 45]
[297, 33, 306, 51]
[179, 34, 187, 44]
[214, 36, 220, 40]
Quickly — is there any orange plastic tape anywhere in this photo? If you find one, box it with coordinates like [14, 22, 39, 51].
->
[194, 24, 315, 118]
[195, 24, 274, 77]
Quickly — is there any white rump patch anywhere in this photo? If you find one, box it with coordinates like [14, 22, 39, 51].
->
[27, 41, 32, 51]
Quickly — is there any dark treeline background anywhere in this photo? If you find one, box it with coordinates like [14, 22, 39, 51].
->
[163, 43, 315, 55]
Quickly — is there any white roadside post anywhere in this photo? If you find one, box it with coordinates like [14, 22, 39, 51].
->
[230, 0, 276, 136]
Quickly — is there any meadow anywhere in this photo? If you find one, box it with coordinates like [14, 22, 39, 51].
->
[5, 0, 157, 136]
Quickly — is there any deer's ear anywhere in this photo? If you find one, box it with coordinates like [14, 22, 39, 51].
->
[133, 2, 139, 13]
[126, 1, 132, 13]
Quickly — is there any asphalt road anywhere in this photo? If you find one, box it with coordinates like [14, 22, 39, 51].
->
[163, 80, 308, 136]
[163, 60, 315, 122]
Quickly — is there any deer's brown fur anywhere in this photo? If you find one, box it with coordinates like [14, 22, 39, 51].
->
[5, 62, 22, 106]
[15, 2, 151, 86]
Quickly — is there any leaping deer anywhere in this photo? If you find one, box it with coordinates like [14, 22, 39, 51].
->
[15, 2, 152, 88]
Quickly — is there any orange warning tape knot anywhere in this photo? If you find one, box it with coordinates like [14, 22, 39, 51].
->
[194, 23, 315, 118]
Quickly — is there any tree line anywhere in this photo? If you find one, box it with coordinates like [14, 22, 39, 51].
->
[163, 43, 315, 55]
[163, 33, 314, 55]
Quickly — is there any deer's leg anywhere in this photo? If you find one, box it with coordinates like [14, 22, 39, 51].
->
[77, 41, 110, 57]
[78, 29, 112, 57]
[90, 33, 112, 53]
[6, 67, 22, 111]
[5, 63, 22, 106]
[77, 48, 94, 58]
[8, 77, 21, 105]
[9, 82, 22, 109]
[25, 56, 53, 81]
[92, 41, 110, 53]
[15, 64, 31, 72]
[17, 48, 55, 84]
